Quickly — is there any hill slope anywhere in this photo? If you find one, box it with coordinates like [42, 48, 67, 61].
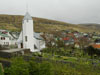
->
[0, 14, 99, 33]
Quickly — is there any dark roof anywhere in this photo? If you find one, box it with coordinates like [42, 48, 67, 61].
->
[34, 33, 43, 40]
[0, 31, 9, 37]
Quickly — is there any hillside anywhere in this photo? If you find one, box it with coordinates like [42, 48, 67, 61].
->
[80, 23, 100, 30]
[0, 14, 100, 33]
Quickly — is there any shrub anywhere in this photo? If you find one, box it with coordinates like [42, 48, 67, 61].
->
[28, 61, 39, 75]
[4, 57, 53, 75]
[39, 62, 53, 75]
[28, 61, 53, 75]
[32, 52, 42, 57]
[4, 56, 100, 75]
[4, 57, 29, 75]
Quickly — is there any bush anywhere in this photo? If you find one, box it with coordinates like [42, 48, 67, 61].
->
[39, 62, 53, 75]
[32, 52, 42, 57]
[28, 61, 39, 75]
[4, 57, 53, 75]
[4, 57, 29, 75]
[4, 57, 100, 75]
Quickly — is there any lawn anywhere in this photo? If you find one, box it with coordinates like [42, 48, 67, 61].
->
[43, 53, 78, 62]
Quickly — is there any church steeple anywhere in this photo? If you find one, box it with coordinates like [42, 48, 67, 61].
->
[23, 12, 32, 20]
[22, 11, 34, 52]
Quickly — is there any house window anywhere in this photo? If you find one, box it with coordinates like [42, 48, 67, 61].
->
[6, 42, 9, 46]
[9, 37, 11, 40]
[1, 37, 5, 40]
[25, 36, 27, 42]
[4, 42, 5, 45]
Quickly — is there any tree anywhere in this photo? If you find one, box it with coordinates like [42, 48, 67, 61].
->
[78, 37, 90, 50]
[5, 57, 54, 75]
[39, 62, 53, 75]
[86, 46, 96, 58]
[0, 63, 4, 75]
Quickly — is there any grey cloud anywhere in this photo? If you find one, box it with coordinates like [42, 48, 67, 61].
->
[0, 0, 100, 24]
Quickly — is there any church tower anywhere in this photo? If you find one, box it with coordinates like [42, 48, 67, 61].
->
[22, 12, 34, 52]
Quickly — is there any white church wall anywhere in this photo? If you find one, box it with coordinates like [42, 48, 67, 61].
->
[22, 19, 34, 52]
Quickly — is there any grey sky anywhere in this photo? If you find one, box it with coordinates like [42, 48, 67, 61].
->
[0, 0, 100, 24]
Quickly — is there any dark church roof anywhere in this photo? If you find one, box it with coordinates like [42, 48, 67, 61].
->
[23, 12, 32, 20]
[34, 32, 43, 40]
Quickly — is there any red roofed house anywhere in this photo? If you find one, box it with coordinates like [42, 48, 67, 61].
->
[92, 44, 100, 49]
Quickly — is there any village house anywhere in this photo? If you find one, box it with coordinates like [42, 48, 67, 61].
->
[62, 33, 75, 45]
[61, 31, 92, 49]
[92, 44, 100, 50]
[92, 39, 100, 50]
[0, 30, 17, 46]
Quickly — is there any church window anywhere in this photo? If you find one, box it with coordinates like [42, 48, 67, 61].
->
[27, 19, 29, 22]
[34, 45, 38, 49]
[25, 36, 27, 42]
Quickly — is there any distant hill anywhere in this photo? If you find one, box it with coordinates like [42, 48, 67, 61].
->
[79, 23, 100, 33]
[79, 23, 100, 28]
[0, 14, 100, 33]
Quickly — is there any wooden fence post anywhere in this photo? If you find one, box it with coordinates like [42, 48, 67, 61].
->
[0, 63, 4, 75]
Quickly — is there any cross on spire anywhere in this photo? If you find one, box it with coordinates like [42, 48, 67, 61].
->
[26, 0, 29, 12]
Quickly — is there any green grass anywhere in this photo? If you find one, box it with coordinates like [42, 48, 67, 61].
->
[62, 56, 77, 62]
[42, 53, 100, 65]
[43, 53, 78, 62]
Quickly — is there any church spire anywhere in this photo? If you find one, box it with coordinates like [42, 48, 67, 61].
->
[26, 0, 28, 13]
[23, 12, 32, 20]
[23, 0, 32, 21]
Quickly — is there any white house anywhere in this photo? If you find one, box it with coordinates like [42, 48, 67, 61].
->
[17, 12, 45, 52]
[0, 30, 17, 46]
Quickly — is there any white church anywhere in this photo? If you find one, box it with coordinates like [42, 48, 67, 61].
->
[17, 12, 45, 52]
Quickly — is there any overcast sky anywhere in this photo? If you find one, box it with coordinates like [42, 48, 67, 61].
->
[0, 0, 100, 24]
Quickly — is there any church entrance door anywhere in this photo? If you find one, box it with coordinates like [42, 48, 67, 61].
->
[21, 43, 23, 48]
